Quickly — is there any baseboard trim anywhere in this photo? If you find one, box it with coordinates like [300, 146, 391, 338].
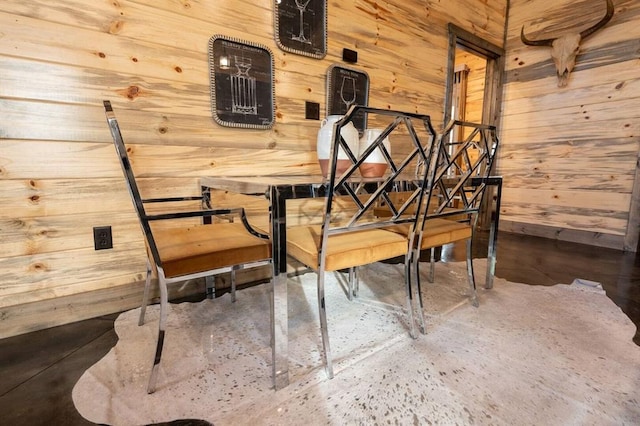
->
[0, 279, 205, 340]
[0, 264, 283, 340]
[500, 220, 626, 251]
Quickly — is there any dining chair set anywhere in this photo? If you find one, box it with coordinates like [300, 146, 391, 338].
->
[103, 100, 499, 392]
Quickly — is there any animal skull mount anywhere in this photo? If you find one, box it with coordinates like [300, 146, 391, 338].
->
[521, 0, 614, 87]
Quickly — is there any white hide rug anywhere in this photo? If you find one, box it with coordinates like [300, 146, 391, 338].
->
[73, 260, 640, 425]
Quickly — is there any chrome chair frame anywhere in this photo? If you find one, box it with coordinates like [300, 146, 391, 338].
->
[290, 105, 438, 378]
[103, 101, 273, 393]
[413, 120, 500, 333]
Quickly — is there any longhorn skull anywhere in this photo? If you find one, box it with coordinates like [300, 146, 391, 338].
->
[521, 0, 614, 87]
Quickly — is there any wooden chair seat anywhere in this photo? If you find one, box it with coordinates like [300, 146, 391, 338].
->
[154, 222, 271, 278]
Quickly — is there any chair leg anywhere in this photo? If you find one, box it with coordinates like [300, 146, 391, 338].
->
[205, 276, 215, 299]
[353, 267, 359, 297]
[428, 247, 436, 283]
[347, 267, 359, 300]
[466, 239, 479, 307]
[413, 249, 427, 335]
[404, 256, 418, 339]
[139, 259, 152, 326]
[269, 275, 275, 350]
[147, 273, 169, 394]
[231, 266, 237, 303]
[317, 270, 334, 379]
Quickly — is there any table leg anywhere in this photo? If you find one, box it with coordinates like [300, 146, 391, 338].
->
[270, 186, 289, 390]
[484, 179, 501, 289]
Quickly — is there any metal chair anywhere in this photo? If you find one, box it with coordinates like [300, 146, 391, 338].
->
[412, 120, 500, 333]
[285, 106, 438, 378]
[103, 100, 273, 393]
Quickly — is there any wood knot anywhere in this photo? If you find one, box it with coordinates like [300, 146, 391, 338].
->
[29, 195, 40, 203]
[109, 20, 124, 34]
[174, 66, 182, 73]
[158, 126, 168, 134]
[30, 262, 49, 272]
[126, 85, 140, 99]
[98, 52, 106, 58]
[11, 219, 26, 228]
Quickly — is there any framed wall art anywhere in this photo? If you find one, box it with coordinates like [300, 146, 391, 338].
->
[274, 0, 327, 59]
[326, 64, 370, 132]
[208, 35, 275, 129]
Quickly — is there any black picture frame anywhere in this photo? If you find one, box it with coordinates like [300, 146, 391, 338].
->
[208, 35, 275, 129]
[326, 64, 370, 132]
[274, 0, 327, 59]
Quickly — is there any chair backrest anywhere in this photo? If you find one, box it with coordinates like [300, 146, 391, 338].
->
[103, 100, 164, 268]
[319, 105, 439, 257]
[422, 120, 500, 224]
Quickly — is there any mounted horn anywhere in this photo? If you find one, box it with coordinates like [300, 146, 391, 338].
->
[520, 27, 554, 47]
[520, 0, 614, 87]
[580, 0, 615, 39]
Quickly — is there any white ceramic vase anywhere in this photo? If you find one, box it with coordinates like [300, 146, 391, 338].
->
[316, 115, 360, 178]
[359, 128, 391, 177]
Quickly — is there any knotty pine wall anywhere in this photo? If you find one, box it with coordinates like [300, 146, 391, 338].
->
[0, 0, 507, 337]
[501, 0, 640, 251]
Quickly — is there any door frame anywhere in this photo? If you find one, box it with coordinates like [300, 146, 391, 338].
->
[443, 23, 505, 129]
[444, 24, 505, 230]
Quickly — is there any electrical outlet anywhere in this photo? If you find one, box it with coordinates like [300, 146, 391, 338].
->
[93, 226, 113, 250]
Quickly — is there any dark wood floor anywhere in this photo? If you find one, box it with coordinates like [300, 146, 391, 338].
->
[0, 232, 638, 425]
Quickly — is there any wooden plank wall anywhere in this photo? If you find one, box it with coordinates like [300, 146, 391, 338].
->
[501, 0, 640, 250]
[0, 0, 507, 337]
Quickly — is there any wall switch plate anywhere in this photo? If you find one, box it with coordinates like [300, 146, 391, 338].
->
[305, 101, 320, 120]
[93, 226, 113, 250]
[342, 48, 358, 63]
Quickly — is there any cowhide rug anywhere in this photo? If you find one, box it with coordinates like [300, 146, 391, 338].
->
[73, 260, 640, 425]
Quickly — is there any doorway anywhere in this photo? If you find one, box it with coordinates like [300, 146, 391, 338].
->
[443, 24, 505, 229]
[444, 24, 505, 130]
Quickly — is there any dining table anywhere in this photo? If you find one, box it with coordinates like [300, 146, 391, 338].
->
[200, 174, 503, 390]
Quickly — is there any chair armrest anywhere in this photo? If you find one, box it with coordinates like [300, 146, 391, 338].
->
[143, 207, 269, 240]
[142, 196, 204, 203]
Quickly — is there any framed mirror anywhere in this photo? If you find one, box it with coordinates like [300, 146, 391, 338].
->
[208, 35, 275, 129]
[326, 64, 370, 132]
[274, 0, 327, 59]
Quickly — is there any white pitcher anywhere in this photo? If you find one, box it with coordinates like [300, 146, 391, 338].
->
[316, 115, 360, 178]
[359, 128, 391, 177]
